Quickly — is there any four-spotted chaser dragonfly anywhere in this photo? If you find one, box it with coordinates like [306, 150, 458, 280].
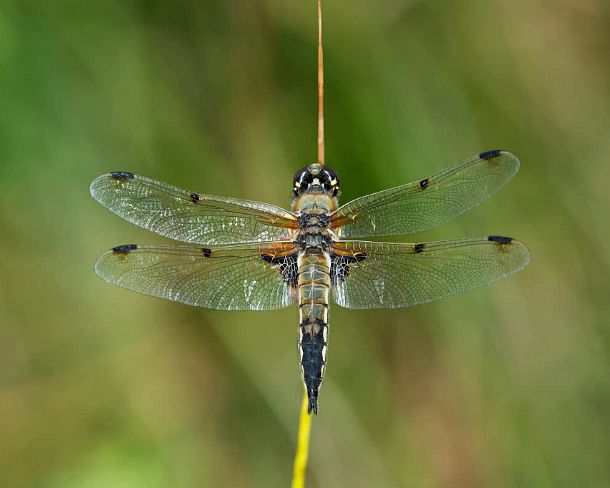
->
[91, 149, 530, 414]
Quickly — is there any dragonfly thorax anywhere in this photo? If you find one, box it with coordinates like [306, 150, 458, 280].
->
[295, 212, 333, 250]
[298, 212, 331, 228]
[297, 233, 332, 250]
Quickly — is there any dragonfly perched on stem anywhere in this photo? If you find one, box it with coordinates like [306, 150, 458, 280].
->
[90, 149, 530, 414]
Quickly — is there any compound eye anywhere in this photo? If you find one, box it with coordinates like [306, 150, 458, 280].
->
[322, 169, 339, 187]
[294, 169, 307, 188]
[293, 167, 309, 184]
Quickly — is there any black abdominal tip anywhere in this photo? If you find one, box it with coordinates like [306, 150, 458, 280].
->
[307, 397, 318, 415]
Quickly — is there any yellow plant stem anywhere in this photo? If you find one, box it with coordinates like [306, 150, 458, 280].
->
[292, 2, 322, 485]
[291, 390, 313, 488]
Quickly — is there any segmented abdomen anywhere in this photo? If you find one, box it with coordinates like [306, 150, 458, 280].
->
[297, 250, 330, 414]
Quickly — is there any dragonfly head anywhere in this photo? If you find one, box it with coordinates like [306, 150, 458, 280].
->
[293, 163, 340, 197]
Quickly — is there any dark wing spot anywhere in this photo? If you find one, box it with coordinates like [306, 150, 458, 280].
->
[111, 172, 134, 180]
[112, 244, 138, 253]
[488, 235, 512, 244]
[414, 243, 425, 253]
[419, 178, 429, 190]
[190, 192, 200, 203]
[201, 248, 212, 257]
[479, 150, 502, 160]
[330, 253, 367, 285]
[261, 253, 298, 286]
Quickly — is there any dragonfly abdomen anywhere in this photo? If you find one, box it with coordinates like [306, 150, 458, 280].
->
[297, 251, 331, 414]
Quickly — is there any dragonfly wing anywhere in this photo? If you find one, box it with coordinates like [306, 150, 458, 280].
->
[90, 173, 298, 245]
[94, 242, 298, 310]
[330, 236, 530, 309]
[331, 151, 519, 238]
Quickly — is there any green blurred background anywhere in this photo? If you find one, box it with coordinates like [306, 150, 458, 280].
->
[1, 1, 609, 486]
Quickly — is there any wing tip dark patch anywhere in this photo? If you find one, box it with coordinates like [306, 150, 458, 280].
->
[190, 192, 200, 203]
[488, 235, 513, 244]
[112, 244, 138, 253]
[479, 149, 502, 160]
[414, 243, 425, 253]
[419, 178, 429, 189]
[110, 171, 135, 180]
[201, 247, 212, 257]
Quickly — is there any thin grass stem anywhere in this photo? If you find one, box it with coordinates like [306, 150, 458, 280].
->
[291, 390, 313, 488]
[317, 0, 325, 166]
[291, 3, 324, 485]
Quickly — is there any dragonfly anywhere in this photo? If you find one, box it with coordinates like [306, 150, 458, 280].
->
[90, 149, 530, 414]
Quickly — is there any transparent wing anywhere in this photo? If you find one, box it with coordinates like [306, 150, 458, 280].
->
[331, 236, 530, 309]
[331, 151, 520, 238]
[90, 173, 298, 245]
[95, 242, 298, 310]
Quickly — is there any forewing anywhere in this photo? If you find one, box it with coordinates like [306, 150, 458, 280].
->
[90, 173, 298, 245]
[95, 242, 298, 310]
[331, 151, 520, 238]
[331, 236, 530, 309]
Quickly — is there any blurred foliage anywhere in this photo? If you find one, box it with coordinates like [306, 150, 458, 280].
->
[1, 0, 609, 487]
